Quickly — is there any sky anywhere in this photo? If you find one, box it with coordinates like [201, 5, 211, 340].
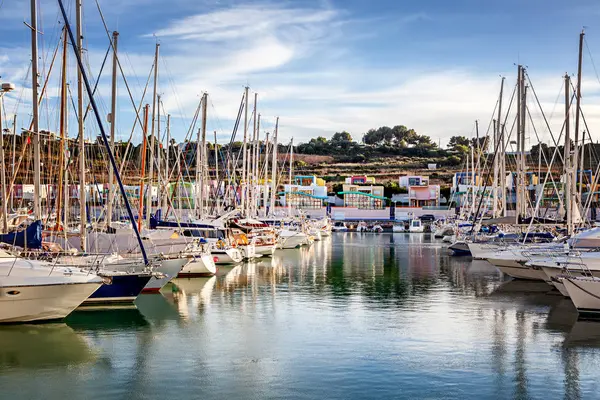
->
[2, 0, 600, 148]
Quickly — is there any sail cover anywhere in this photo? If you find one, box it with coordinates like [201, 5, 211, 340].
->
[0, 220, 43, 249]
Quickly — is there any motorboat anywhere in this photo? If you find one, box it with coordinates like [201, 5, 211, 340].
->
[332, 222, 348, 232]
[408, 219, 424, 233]
[559, 276, 600, 316]
[0, 253, 104, 322]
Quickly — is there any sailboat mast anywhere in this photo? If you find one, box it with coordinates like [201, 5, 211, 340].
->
[163, 114, 170, 212]
[270, 117, 279, 215]
[251, 94, 258, 216]
[241, 86, 249, 213]
[214, 130, 219, 214]
[256, 113, 261, 215]
[520, 72, 527, 218]
[564, 74, 572, 235]
[575, 30, 585, 211]
[138, 104, 149, 231]
[107, 31, 119, 227]
[515, 65, 522, 224]
[55, 28, 68, 231]
[76, 0, 86, 251]
[199, 92, 207, 219]
[147, 43, 159, 227]
[157, 93, 161, 212]
[496, 77, 505, 217]
[263, 130, 270, 217]
[30, 0, 42, 220]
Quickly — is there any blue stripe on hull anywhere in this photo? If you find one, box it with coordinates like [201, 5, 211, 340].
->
[87, 274, 152, 303]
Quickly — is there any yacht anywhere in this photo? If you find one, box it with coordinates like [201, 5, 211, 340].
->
[0, 253, 104, 322]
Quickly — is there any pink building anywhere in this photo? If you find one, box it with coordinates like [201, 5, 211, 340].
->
[398, 175, 440, 207]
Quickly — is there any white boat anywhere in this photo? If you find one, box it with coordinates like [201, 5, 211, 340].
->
[560, 276, 600, 316]
[392, 223, 405, 233]
[278, 229, 308, 249]
[211, 247, 243, 264]
[142, 256, 189, 293]
[408, 219, 424, 233]
[0, 255, 104, 323]
[332, 222, 348, 232]
[178, 254, 217, 277]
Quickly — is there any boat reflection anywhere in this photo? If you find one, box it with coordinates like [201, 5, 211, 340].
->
[134, 293, 181, 324]
[0, 324, 95, 369]
[170, 276, 217, 320]
[66, 306, 149, 332]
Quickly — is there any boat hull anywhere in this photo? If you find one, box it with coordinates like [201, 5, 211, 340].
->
[212, 248, 243, 264]
[449, 241, 471, 256]
[178, 254, 217, 277]
[0, 281, 102, 323]
[84, 274, 152, 304]
[561, 277, 600, 316]
[142, 258, 189, 293]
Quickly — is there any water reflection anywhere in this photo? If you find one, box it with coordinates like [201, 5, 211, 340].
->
[0, 324, 94, 369]
[66, 307, 149, 332]
[170, 276, 216, 321]
[5, 234, 600, 399]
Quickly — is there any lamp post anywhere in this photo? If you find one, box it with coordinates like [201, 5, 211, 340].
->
[0, 82, 15, 232]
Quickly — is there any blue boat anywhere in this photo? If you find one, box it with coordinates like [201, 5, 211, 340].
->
[83, 272, 152, 305]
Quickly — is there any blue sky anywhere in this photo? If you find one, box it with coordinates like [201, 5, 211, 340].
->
[2, 0, 600, 147]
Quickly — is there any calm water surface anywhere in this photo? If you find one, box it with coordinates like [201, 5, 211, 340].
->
[2, 234, 600, 399]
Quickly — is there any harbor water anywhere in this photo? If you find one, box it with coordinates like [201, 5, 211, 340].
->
[2, 233, 600, 399]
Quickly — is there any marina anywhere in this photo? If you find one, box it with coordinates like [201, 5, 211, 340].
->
[1, 234, 600, 399]
[5, 0, 600, 398]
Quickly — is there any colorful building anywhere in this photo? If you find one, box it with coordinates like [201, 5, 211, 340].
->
[340, 176, 386, 209]
[281, 175, 328, 209]
[398, 175, 440, 207]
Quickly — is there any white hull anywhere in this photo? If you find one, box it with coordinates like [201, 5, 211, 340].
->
[254, 243, 276, 256]
[0, 281, 101, 323]
[212, 248, 243, 264]
[561, 277, 600, 315]
[143, 258, 189, 293]
[493, 264, 547, 281]
[278, 232, 307, 249]
[239, 244, 256, 259]
[179, 254, 217, 277]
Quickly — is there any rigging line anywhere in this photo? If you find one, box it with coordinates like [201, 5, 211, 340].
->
[568, 79, 600, 166]
[525, 71, 568, 164]
[94, 0, 149, 137]
[584, 38, 600, 87]
[82, 42, 111, 122]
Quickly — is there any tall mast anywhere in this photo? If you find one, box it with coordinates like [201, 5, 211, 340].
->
[288, 137, 294, 216]
[270, 117, 279, 215]
[30, 0, 42, 220]
[76, 0, 86, 251]
[520, 71, 527, 218]
[575, 30, 585, 213]
[564, 74, 572, 234]
[163, 113, 170, 212]
[107, 30, 119, 227]
[251, 93, 258, 216]
[496, 77, 505, 217]
[256, 113, 261, 215]
[515, 65, 522, 223]
[0, 94, 7, 232]
[157, 93, 161, 212]
[146, 42, 159, 227]
[138, 104, 149, 231]
[241, 86, 249, 214]
[214, 130, 219, 214]
[55, 28, 68, 231]
[263, 131, 270, 217]
[199, 92, 207, 219]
